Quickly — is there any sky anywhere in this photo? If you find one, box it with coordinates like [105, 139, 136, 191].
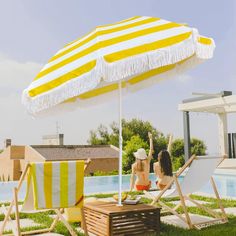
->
[0, 0, 236, 153]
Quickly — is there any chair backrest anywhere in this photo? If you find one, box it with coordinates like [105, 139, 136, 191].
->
[23, 160, 85, 210]
[167, 156, 222, 197]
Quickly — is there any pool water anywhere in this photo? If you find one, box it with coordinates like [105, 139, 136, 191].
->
[0, 173, 236, 202]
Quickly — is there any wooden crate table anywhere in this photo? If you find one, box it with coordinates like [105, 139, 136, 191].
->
[84, 201, 160, 236]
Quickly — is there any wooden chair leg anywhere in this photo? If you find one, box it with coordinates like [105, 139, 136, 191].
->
[49, 213, 60, 232]
[80, 207, 88, 236]
[174, 176, 193, 229]
[0, 164, 30, 235]
[54, 209, 77, 236]
[0, 200, 15, 235]
[14, 187, 21, 236]
[211, 177, 228, 220]
[173, 203, 182, 211]
[1, 204, 18, 236]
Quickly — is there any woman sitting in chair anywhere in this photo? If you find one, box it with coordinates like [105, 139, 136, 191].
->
[130, 132, 154, 191]
[153, 150, 173, 190]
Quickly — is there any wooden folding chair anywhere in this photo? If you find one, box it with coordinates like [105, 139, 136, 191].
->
[0, 159, 91, 236]
[146, 155, 228, 230]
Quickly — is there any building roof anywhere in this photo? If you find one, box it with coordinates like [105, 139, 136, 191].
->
[31, 145, 119, 161]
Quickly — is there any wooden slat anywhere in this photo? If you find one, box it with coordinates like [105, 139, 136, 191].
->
[84, 202, 160, 236]
[84, 212, 107, 223]
[84, 209, 108, 221]
[86, 224, 107, 236]
[85, 218, 108, 230]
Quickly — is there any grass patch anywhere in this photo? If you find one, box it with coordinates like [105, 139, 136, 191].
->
[1, 193, 236, 235]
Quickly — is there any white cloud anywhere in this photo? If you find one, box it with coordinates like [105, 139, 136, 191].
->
[176, 74, 193, 83]
[0, 54, 42, 96]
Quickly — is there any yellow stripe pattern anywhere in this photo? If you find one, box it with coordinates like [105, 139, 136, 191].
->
[23, 16, 215, 114]
[44, 162, 53, 209]
[76, 161, 84, 207]
[26, 161, 85, 210]
[60, 162, 69, 207]
[31, 164, 39, 209]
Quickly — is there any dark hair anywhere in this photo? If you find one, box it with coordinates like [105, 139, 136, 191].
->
[158, 150, 173, 176]
[136, 159, 144, 172]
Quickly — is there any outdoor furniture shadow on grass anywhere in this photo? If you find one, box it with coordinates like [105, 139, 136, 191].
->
[0, 160, 91, 236]
[145, 155, 228, 230]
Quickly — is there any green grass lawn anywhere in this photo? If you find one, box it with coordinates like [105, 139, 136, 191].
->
[1, 193, 236, 235]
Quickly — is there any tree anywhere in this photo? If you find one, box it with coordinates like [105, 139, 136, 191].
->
[88, 119, 167, 150]
[88, 119, 168, 172]
[171, 138, 207, 171]
[88, 119, 207, 173]
[191, 138, 207, 156]
[88, 125, 110, 145]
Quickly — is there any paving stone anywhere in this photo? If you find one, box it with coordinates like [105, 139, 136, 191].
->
[215, 207, 236, 215]
[161, 213, 215, 229]
[170, 199, 210, 207]
[0, 204, 22, 214]
[0, 218, 41, 232]
[76, 226, 96, 236]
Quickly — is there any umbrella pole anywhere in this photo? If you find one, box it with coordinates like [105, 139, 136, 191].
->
[118, 80, 123, 206]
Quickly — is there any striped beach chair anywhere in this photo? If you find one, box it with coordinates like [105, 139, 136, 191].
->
[0, 160, 90, 236]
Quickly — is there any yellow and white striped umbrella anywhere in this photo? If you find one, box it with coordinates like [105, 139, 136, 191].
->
[22, 16, 215, 114]
[22, 16, 215, 205]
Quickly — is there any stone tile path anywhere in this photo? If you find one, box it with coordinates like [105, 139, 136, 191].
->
[0, 218, 41, 232]
[170, 199, 210, 207]
[0, 204, 22, 214]
[215, 207, 236, 215]
[161, 213, 215, 229]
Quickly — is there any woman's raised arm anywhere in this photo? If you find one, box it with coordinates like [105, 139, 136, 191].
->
[148, 132, 154, 159]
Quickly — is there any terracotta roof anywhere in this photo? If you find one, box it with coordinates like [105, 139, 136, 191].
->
[31, 145, 119, 161]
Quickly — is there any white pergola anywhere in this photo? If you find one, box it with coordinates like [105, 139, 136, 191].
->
[178, 93, 236, 157]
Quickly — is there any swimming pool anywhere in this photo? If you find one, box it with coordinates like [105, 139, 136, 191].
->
[0, 173, 236, 202]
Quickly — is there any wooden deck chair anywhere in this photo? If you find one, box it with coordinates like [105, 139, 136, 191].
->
[0, 159, 91, 236]
[145, 155, 228, 230]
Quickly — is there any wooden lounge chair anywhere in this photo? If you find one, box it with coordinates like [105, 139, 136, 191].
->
[0, 159, 90, 236]
[145, 155, 228, 230]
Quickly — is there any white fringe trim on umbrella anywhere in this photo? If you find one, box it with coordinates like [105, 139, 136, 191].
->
[22, 32, 215, 115]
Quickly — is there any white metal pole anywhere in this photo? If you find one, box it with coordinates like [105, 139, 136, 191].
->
[118, 80, 123, 206]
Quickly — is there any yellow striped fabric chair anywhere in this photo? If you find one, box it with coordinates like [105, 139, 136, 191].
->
[0, 160, 90, 236]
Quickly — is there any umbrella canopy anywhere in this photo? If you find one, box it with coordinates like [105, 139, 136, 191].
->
[22, 16, 215, 113]
[22, 16, 215, 205]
